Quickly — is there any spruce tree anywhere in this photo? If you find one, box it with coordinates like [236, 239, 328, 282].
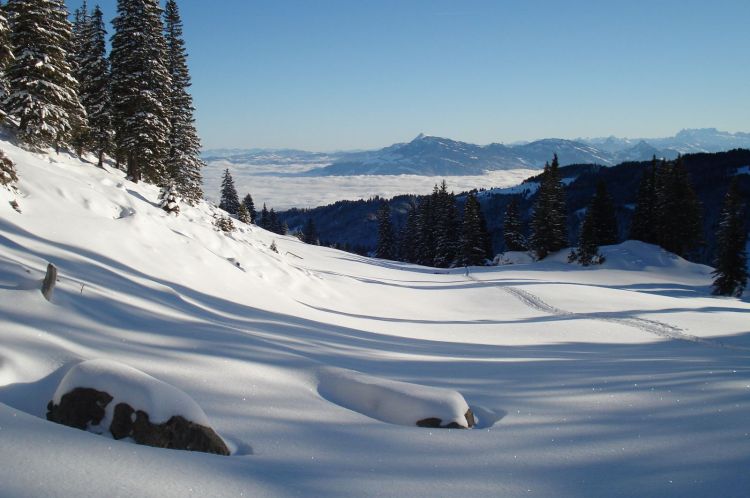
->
[588, 180, 618, 246]
[630, 157, 658, 244]
[5, 0, 86, 151]
[415, 194, 435, 266]
[259, 203, 269, 230]
[0, 149, 17, 186]
[461, 192, 490, 266]
[570, 208, 601, 266]
[530, 155, 568, 259]
[110, 0, 171, 184]
[77, 5, 112, 167]
[164, 0, 203, 203]
[158, 184, 180, 215]
[375, 202, 395, 259]
[712, 179, 748, 297]
[655, 157, 702, 258]
[237, 203, 250, 224]
[246, 195, 257, 223]
[0, 7, 14, 113]
[503, 196, 526, 251]
[302, 217, 319, 245]
[218, 168, 240, 214]
[398, 200, 418, 263]
[433, 180, 459, 267]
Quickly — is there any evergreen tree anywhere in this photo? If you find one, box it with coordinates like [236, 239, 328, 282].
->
[259, 203, 269, 230]
[110, 0, 171, 184]
[0, 6, 14, 112]
[432, 180, 459, 267]
[5, 0, 86, 151]
[302, 217, 319, 245]
[397, 200, 418, 263]
[163, 0, 203, 203]
[587, 180, 618, 246]
[218, 168, 240, 214]
[655, 157, 702, 258]
[414, 194, 435, 266]
[530, 154, 568, 259]
[570, 208, 602, 266]
[158, 183, 179, 215]
[246, 195, 257, 223]
[375, 202, 395, 259]
[503, 196, 526, 251]
[460, 192, 490, 265]
[712, 179, 748, 297]
[0, 149, 17, 186]
[236, 202, 250, 224]
[267, 208, 285, 235]
[629, 157, 658, 244]
[77, 5, 112, 167]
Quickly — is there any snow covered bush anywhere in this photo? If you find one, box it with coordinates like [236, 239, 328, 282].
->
[158, 184, 180, 215]
[0, 149, 17, 187]
[213, 214, 235, 233]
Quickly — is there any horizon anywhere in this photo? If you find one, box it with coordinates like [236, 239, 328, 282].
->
[67, 0, 750, 151]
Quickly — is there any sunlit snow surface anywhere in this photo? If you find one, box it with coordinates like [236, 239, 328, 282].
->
[1, 140, 749, 497]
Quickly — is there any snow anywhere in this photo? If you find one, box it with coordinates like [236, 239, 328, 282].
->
[52, 359, 211, 428]
[1, 138, 749, 497]
[735, 165, 750, 175]
[317, 367, 472, 428]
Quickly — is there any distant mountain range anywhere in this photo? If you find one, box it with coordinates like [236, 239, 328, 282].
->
[203, 128, 750, 176]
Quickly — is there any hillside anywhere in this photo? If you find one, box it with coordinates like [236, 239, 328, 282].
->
[1, 140, 750, 497]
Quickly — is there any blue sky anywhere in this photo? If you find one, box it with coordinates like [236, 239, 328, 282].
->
[69, 0, 750, 151]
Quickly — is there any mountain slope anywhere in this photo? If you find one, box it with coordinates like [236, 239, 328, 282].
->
[1, 139, 749, 497]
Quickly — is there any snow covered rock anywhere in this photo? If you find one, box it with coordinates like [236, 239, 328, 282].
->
[47, 360, 229, 456]
[318, 367, 475, 429]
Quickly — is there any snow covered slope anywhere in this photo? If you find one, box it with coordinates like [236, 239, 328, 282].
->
[1, 139, 749, 497]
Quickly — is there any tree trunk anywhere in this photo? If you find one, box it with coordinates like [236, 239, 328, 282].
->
[41, 263, 57, 301]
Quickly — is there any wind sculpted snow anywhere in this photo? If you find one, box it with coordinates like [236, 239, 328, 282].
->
[0, 139, 749, 497]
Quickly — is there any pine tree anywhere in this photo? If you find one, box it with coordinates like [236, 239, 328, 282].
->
[433, 180, 459, 267]
[259, 203, 269, 230]
[712, 179, 748, 297]
[77, 5, 112, 167]
[655, 157, 702, 258]
[630, 157, 658, 244]
[375, 202, 395, 259]
[218, 168, 240, 214]
[530, 155, 568, 259]
[302, 217, 319, 245]
[110, 0, 171, 184]
[461, 192, 490, 266]
[236, 202, 250, 224]
[398, 200, 418, 263]
[5, 0, 86, 151]
[164, 0, 203, 203]
[589, 180, 618, 245]
[242, 193, 256, 224]
[0, 7, 15, 113]
[503, 196, 526, 251]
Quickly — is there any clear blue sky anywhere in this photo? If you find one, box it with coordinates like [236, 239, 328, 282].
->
[69, 0, 750, 151]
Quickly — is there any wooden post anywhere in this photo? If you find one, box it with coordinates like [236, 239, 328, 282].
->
[41, 263, 57, 301]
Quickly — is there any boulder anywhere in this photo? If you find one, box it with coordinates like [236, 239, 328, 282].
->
[417, 409, 475, 429]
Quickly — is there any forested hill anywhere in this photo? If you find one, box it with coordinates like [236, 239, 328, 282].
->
[278, 149, 750, 264]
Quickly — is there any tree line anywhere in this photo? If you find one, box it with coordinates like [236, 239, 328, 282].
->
[0, 0, 203, 204]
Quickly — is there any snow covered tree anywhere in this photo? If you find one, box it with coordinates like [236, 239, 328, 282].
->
[461, 192, 490, 266]
[0, 7, 15, 112]
[158, 184, 180, 215]
[214, 214, 234, 233]
[655, 157, 702, 258]
[218, 168, 240, 214]
[5, 0, 86, 151]
[712, 179, 748, 297]
[110, 0, 171, 184]
[302, 217, 319, 245]
[242, 193, 256, 224]
[503, 196, 526, 251]
[375, 202, 395, 259]
[0, 148, 17, 186]
[164, 0, 203, 203]
[236, 202, 250, 224]
[530, 155, 568, 259]
[77, 5, 112, 167]
[630, 157, 659, 244]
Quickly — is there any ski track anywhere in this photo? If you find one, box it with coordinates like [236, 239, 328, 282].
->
[473, 278, 748, 351]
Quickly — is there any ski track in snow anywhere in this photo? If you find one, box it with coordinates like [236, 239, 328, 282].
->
[476, 279, 748, 351]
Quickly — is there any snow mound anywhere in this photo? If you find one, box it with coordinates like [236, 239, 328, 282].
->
[53, 359, 211, 430]
[494, 251, 534, 265]
[317, 367, 473, 428]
